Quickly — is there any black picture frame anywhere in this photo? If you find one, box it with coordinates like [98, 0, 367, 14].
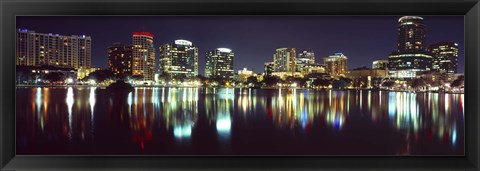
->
[1, 0, 479, 170]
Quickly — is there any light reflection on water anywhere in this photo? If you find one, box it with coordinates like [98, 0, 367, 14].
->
[16, 87, 464, 155]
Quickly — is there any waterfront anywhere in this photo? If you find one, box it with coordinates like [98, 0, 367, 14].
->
[16, 87, 464, 155]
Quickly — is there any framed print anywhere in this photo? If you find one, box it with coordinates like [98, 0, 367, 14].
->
[1, 0, 480, 170]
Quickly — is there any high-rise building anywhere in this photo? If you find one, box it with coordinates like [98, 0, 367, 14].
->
[264, 62, 274, 77]
[107, 43, 133, 76]
[132, 32, 155, 81]
[428, 42, 459, 73]
[273, 48, 296, 73]
[296, 50, 315, 72]
[323, 53, 348, 77]
[205, 48, 234, 79]
[396, 16, 426, 52]
[388, 16, 432, 78]
[159, 39, 199, 78]
[16, 28, 92, 78]
[372, 60, 389, 70]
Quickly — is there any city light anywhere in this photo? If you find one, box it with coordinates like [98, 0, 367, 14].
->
[66, 78, 74, 84]
[15, 16, 464, 156]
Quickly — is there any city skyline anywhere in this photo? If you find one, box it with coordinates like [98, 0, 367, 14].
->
[16, 16, 465, 74]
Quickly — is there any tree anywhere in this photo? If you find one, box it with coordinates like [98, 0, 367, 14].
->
[411, 78, 426, 89]
[262, 76, 280, 87]
[332, 79, 347, 89]
[382, 80, 396, 88]
[451, 75, 465, 87]
[44, 72, 65, 83]
[246, 76, 259, 87]
[88, 70, 116, 83]
[312, 78, 331, 87]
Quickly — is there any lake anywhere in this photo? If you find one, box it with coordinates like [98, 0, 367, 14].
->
[16, 87, 464, 155]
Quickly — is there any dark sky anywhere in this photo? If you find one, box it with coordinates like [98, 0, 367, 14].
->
[16, 16, 465, 74]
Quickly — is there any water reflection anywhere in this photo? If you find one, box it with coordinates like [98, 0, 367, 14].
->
[17, 87, 464, 155]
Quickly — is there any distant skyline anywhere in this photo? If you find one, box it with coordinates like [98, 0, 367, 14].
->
[16, 16, 465, 74]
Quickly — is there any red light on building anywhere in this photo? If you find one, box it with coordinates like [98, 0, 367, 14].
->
[133, 32, 154, 38]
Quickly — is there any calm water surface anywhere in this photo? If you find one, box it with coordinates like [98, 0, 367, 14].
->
[16, 87, 464, 155]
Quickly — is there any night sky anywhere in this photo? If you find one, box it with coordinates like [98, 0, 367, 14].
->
[16, 16, 465, 74]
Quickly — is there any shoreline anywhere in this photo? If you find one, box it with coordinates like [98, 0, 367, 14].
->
[15, 85, 464, 94]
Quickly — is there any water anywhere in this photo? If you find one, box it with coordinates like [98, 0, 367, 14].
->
[16, 87, 464, 155]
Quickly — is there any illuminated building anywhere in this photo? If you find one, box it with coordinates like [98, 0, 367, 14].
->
[346, 66, 388, 88]
[205, 48, 235, 79]
[108, 43, 133, 76]
[302, 63, 326, 75]
[237, 68, 256, 83]
[273, 48, 296, 73]
[16, 28, 92, 79]
[397, 16, 426, 51]
[323, 53, 348, 77]
[372, 60, 389, 70]
[264, 62, 274, 77]
[388, 16, 432, 78]
[159, 39, 199, 78]
[132, 32, 155, 81]
[296, 50, 315, 72]
[428, 42, 459, 73]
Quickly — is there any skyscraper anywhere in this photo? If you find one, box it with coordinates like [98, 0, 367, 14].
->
[388, 16, 432, 78]
[264, 62, 274, 77]
[132, 32, 155, 81]
[323, 53, 348, 77]
[396, 16, 426, 52]
[108, 43, 133, 77]
[16, 28, 92, 78]
[159, 39, 199, 78]
[428, 42, 459, 73]
[273, 48, 296, 73]
[296, 50, 315, 72]
[205, 48, 234, 79]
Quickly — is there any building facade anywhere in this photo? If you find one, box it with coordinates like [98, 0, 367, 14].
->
[323, 53, 348, 77]
[372, 60, 389, 70]
[264, 62, 274, 77]
[237, 68, 256, 83]
[428, 42, 459, 73]
[107, 43, 133, 76]
[205, 48, 235, 79]
[132, 32, 155, 81]
[296, 50, 315, 72]
[302, 63, 326, 75]
[397, 16, 426, 51]
[159, 39, 199, 78]
[346, 67, 388, 88]
[273, 48, 296, 73]
[16, 28, 92, 78]
[388, 16, 432, 78]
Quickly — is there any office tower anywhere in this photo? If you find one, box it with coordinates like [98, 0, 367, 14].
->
[296, 50, 315, 72]
[108, 43, 133, 76]
[264, 62, 274, 77]
[372, 60, 389, 70]
[132, 32, 155, 81]
[159, 39, 199, 78]
[16, 28, 92, 78]
[428, 42, 459, 73]
[273, 48, 296, 73]
[397, 16, 426, 51]
[205, 48, 234, 79]
[323, 53, 348, 77]
[388, 16, 432, 78]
